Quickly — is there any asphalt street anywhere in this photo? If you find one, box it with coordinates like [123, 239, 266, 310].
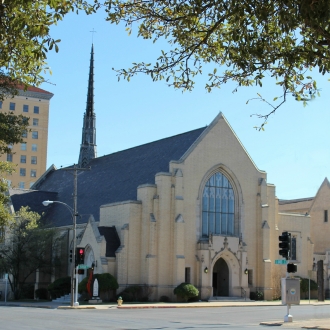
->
[0, 302, 329, 329]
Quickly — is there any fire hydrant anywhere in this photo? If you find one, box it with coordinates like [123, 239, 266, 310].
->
[117, 296, 123, 306]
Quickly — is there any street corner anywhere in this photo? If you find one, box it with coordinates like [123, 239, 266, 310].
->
[57, 306, 96, 310]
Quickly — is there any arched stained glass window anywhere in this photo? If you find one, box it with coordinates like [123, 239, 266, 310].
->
[202, 172, 235, 237]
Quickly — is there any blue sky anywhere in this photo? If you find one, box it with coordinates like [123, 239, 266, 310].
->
[42, 10, 330, 200]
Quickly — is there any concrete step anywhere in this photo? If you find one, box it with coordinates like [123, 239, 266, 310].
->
[52, 294, 71, 302]
[52, 293, 81, 303]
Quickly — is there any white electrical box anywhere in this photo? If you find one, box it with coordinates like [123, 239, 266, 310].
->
[281, 278, 300, 305]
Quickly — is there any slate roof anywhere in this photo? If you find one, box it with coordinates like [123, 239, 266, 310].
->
[12, 127, 206, 227]
[98, 226, 121, 257]
[9, 188, 58, 215]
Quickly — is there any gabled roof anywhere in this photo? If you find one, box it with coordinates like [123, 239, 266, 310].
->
[177, 112, 264, 172]
[23, 127, 206, 227]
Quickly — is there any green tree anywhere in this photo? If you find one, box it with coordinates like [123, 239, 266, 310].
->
[0, 206, 57, 300]
[0, 110, 29, 227]
[105, 0, 330, 128]
[173, 282, 199, 302]
[0, 0, 99, 100]
[0, 162, 15, 229]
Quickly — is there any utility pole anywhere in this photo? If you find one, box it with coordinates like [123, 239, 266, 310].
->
[64, 164, 90, 307]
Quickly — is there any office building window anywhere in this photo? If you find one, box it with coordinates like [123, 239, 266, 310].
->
[19, 182, 25, 189]
[34, 106, 39, 114]
[32, 131, 38, 139]
[22, 130, 27, 138]
[31, 170, 37, 177]
[0, 101, 2, 109]
[20, 168, 26, 176]
[32, 118, 39, 126]
[31, 156, 37, 164]
[21, 142, 27, 151]
[32, 144, 37, 151]
[6, 154, 13, 162]
[6, 180, 11, 187]
[23, 104, 29, 112]
[325, 210, 328, 223]
[20, 155, 26, 163]
[9, 102, 15, 110]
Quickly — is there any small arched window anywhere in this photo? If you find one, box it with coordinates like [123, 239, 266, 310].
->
[202, 172, 235, 237]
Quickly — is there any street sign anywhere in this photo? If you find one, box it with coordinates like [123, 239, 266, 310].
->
[77, 264, 89, 270]
[275, 259, 287, 265]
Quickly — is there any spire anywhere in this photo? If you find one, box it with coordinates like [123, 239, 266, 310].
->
[78, 44, 97, 168]
[86, 44, 94, 117]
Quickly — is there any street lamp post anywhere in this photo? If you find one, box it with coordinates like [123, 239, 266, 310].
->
[42, 200, 79, 307]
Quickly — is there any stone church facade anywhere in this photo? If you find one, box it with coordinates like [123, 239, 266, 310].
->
[5, 46, 329, 301]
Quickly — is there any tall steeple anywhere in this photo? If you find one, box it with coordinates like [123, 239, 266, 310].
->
[78, 44, 97, 167]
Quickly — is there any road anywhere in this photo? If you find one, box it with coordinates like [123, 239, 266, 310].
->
[0, 304, 329, 329]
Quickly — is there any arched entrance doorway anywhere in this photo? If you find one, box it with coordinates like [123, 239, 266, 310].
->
[212, 258, 229, 296]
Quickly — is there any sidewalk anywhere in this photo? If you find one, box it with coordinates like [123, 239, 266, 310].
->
[1, 299, 329, 329]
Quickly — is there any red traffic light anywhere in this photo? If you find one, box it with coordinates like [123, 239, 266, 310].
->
[76, 247, 85, 265]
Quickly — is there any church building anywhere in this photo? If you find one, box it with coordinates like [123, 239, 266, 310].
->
[7, 45, 329, 301]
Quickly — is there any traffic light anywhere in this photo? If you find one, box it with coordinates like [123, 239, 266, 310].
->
[279, 231, 291, 260]
[287, 263, 297, 273]
[69, 249, 73, 263]
[76, 247, 85, 265]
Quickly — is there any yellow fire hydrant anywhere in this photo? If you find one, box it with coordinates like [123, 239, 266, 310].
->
[117, 296, 123, 306]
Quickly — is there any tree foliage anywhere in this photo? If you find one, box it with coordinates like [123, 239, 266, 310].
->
[0, 206, 57, 299]
[0, 111, 29, 227]
[0, 162, 15, 229]
[104, 0, 330, 128]
[0, 0, 99, 100]
[299, 277, 318, 298]
[173, 282, 199, 302]
[0, 112, 29, 155]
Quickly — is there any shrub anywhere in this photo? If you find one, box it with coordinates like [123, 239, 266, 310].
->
[118, 285, 153, 302]
[159, 295, 169, 302]
[250, 291, 264, 301]
[20, 284, 34, 299]
[78, 277, 88, 294]
[97, 273, 119, 292]
[48, 276, 71, 299]
[255, 291, 264, 300]
[173, 283, 199, 302]
[35, 287, 48, 300]
[78, 273, 119, 301]
[299, 277, 318, 298]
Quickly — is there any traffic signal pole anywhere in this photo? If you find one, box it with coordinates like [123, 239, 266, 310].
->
[64, 164, 90, 307]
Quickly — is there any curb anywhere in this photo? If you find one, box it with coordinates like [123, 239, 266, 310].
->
[57, 306, 96, 309]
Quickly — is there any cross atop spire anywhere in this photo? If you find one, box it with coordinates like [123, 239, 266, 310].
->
[78, 44, 97, 168]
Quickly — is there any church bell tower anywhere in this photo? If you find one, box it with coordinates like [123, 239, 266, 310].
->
[78, 44, 97, 167]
